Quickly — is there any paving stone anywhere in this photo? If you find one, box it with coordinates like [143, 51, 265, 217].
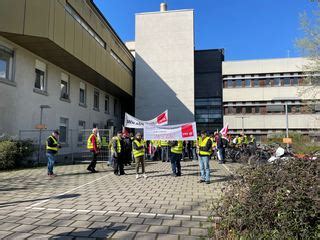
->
[33, 218, 57, 226]
[181, 221, 200, 228]
[4, 232, 33, 239]
[87, 215, 109, 222]
[143, 218, 163, 225]
[69, 220, 92, 228]
[31, 225, 56, 234]
[148, 225, 169, 234]
[128, 224, 150, 232]
[0, 222, 20, 231]
[51, 219, 75, 227]
[69, 228, 95, 237]
[27, 233, 53, 239]
[0, 230, 12, 238]
[125, 217, 145, 224]
[90, 228, 115, 238]
[134, 232, 157, 240]
[49, 226, 75, 235]
[190, 227, 207, 236]
[111, 230, 136, 240]
[107, 216, 127, 223]
[169, 226, 190, 235]
[157, 234, 179, 240]
[162, 219, 181, 226]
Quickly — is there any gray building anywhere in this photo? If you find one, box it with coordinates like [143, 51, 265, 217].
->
[134, 4, 195, 124]
[195, 49, 224, 131]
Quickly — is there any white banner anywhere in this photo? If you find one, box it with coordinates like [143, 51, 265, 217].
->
[124, 110, 168, 129]
[144, 122, 197, 141]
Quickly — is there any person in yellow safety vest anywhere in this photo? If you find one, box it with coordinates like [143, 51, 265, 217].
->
[87, 128, 100, 173]
[169, 140, 183, 177]
[249, 134, 256, 147]
[132, 132, 147, 179]
[160, 140, 169, 162]
[112, 131, 124, 176]
[198, 131, 213, 184]
[46, 130, 61, 177]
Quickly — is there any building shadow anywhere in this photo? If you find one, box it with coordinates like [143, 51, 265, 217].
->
[135, 54, 195, 125]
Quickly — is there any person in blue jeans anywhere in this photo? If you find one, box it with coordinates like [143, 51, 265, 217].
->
[169, 140, 183, 176]
[198, 131, 212, 184]
[46, 130, 61, 177]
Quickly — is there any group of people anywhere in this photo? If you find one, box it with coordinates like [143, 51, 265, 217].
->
[45, 128, 256, 183]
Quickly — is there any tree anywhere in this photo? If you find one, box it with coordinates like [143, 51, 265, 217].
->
[296, 5, 320, 110]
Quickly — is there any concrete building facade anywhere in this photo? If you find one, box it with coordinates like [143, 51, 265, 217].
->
[134, 6, 195, 124]
[222, 58, 320, 141]
[0, 0, 134, 140]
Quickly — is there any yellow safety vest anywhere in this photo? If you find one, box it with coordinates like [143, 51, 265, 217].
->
[112, 136, 121, 153]
[171, 141, 183, 154]
[87, 134, 96, 150]
[199, 137, 212, 156]
[101, 136, 108, 147]
[46, 135, 59, 152]
[132, 139, 145, 158]
[160, 140, 169, 147]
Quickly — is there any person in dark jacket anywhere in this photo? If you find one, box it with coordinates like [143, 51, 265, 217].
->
[46, 130, 61, 177]
[123, 133, 132, 166]
[112, 131, 125, 175]
[217, 133, 227, 164]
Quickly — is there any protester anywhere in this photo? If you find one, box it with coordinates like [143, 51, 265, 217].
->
[198, 131, 212, 184]
[249, 134, 256, 146]
[170, 140, 183, 177]
[46, 130, 61, 177]
[160, 140, 169, 162]
[123, 132, 132, 166]
[217, 133, 227, 164]
[132, 132, 147, 179]
[86, 128, 100, 173]
[112, 131, 125, 176]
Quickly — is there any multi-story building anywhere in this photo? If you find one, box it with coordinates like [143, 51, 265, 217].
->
[195, 49, 224, 131]
[0, 0, 134, 143]
[222, 58, 320, 141]
[134, 3, 195, 124]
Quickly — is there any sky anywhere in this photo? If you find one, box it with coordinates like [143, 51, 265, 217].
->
[94, 0, 318, 61]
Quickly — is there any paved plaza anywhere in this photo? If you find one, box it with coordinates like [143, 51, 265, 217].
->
[0, 160, 238, 239]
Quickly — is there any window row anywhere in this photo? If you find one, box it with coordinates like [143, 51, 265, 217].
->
[224, 105, 320, 115]
[223, 77, 303, 88]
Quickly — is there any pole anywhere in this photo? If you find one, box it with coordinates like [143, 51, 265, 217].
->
[285, 103, 289, 149]
[241, 116, 244, 133]
[37, 107, 43, 166]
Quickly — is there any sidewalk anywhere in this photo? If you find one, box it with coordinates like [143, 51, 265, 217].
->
[0, 160, 236, 239]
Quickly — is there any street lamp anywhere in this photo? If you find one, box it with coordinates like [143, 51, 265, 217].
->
[236, 115, 249, 134]
[37, 105, 51, 165]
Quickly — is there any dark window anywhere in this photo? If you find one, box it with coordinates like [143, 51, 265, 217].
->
[93, 90, 99, 110]
[292, 77, 298, 86]
[78, 121, 85, 142]
[35, 69, 45, 90]
[0, 45, 14, 80]
[253, 79, 259, 87]
[59, 118, 68, 143]
[245, 79, 251, 87]
[236, 106, 242, 114]
[265, 79, 272, 87]
[105, 95, 109, 113]
[274, 78, 281, 87]
[284, 78, 291, 86]
[245, 106, 252, 114]
[236, 79, 242, 88]
[79, 83, 86, 105]
[227, 80, 233, 88]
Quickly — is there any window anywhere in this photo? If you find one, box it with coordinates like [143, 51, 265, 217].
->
[34, 60, 46, 91]
[292, 77, 298, 86]
[93, 89, 99, 110]
[254, 106, 260, 114]
[245, 79, 251, 87]
[114, 99, 118, 116]
[60, 73, 70, 100]
[78, 121, 86, 143]
[236, 106, 242, 114]
[284, 78, 291, 86]
[274, 78, 281, 87]
[265, 79, 272, 87]
[79, 82, 86, 105]
[236, 79, 242, 88]
[93, 123, 99, 128]
[245, 106, 252, 114]
[253, 79, 259, 87]
[59, 117, 69, 143]
[0, 45, 14, 81]
[105, 95, 109, 113]
[227, 80, 233, 88]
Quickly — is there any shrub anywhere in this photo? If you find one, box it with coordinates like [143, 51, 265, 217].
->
[0, 141, 19, 170]
[0, 139, 35, 170]
[209, 158, 319, 239]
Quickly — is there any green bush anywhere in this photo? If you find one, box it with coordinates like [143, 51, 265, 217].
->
[0, 141, 19, 170]
[0, 139, 35, 170]
[209, 158, 319, 239]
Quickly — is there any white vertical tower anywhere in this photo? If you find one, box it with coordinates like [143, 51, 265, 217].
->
[135, 3, 195, 124]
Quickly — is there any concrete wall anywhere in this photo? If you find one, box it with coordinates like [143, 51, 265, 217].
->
[135, 10, 195, 124]
[0, 36, 122, 137]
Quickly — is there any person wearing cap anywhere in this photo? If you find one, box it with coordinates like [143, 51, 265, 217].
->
[198, 131, 213, 184]
[113, 131, 125, 176]
[46, 130, 61, 177]
[132, 132, 147, 179]
[87, 128, 100, 173]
